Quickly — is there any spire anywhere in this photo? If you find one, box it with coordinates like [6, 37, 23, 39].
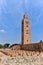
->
[24, 13, 28, 19]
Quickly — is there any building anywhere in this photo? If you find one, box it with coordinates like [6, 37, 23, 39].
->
[11, 13, 43, 51]
[22, 13, 31, 45]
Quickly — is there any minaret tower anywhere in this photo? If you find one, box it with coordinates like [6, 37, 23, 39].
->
[22, 13, 31, 45]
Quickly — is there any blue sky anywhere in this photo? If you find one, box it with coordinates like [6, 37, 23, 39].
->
[0, 0, 43, 44]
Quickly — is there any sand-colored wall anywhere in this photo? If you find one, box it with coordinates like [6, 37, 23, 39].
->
[11, 42, 43, 51]
[21, 42, 43, 51]
[11, 45, 21, 50]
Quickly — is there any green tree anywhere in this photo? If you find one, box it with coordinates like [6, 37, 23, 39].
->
[4, 43, 10, 48]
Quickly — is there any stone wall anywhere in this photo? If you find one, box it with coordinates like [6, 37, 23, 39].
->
[11, 45, 21, 50]
[40, 43, 43, 51]
[21, 43, 40, 51]
[21, 42, 43, 51]
[11, 42, 43, 51]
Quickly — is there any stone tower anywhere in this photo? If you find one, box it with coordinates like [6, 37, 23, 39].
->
[22, 13, 31, 45]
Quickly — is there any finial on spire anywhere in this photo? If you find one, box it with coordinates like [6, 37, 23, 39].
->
[24, 13, 28, 19]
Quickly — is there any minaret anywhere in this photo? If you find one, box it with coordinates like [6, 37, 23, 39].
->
[22, 13, 31, 45]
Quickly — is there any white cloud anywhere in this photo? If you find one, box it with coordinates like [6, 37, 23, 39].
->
[0, 29, 6, 33]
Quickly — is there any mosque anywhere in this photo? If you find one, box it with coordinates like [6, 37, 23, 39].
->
[12, 13, 43, 51]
